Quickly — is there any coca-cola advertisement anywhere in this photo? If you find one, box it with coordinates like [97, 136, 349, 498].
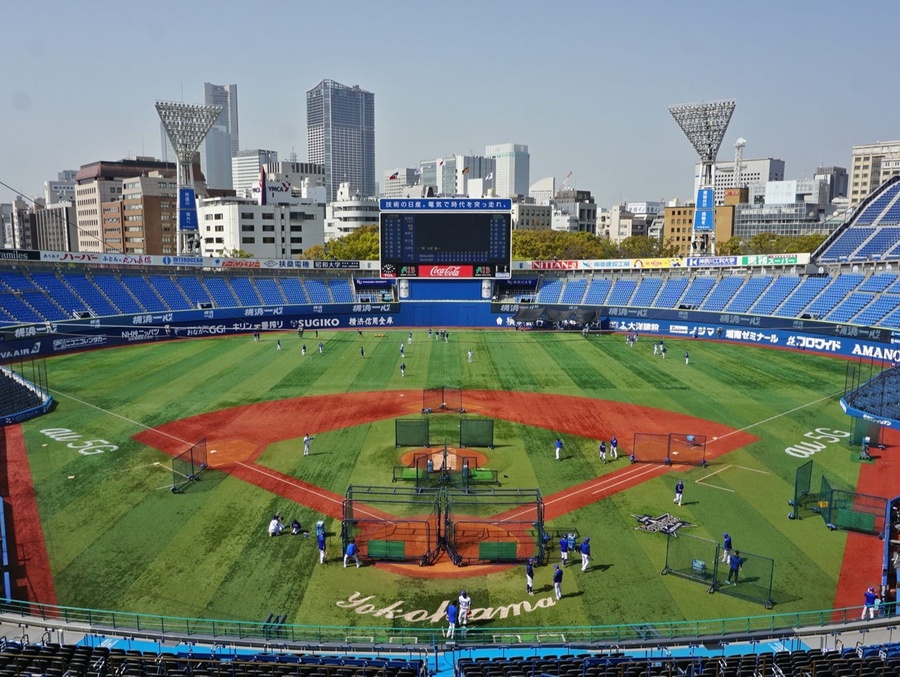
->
[419, 265, 473, 278]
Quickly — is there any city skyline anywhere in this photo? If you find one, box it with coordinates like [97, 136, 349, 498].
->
[2, 0, 899, 208]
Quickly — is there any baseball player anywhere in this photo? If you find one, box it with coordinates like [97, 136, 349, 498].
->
[862, 586, 879, 620]
[525, 558, 535, 595]
[580, 537, 591, 572]
[721, 533, 733, 563]
[458, 590, 471, 627]
[610, 436, 618, 459]
[343, 540, 360, 568]
[317, 532, 327, 564]
[555, 438, 564, 461]
[303, 434, 312, 456]
[674, 479, 684, 506]
[559, 535, 569, 566]
[553, 564, 563, 600]
[445, 601, 458, 639]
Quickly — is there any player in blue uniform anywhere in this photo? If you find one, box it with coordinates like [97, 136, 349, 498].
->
[580, 537, 591, 572]
[317, 531, 327, 564]
[553, 564, 563, 600]
[721, 533, 733, 563]
[525, 559, 535, 595]
[862, 586, 879, 619]
[559, 535, 569, 566]
[343, 540, 360, 568]
[726, 550, 743, 585]
[674, 479, 684, 506]
[445, 602, 458, 639]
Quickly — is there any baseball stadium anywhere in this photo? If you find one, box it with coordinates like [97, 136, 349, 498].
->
[3, 178, 900, 676]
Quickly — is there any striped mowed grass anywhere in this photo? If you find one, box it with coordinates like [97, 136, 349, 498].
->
[22, 329, 855, 627]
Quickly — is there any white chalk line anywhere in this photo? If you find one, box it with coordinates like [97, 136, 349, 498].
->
[47, 387, 194, 445]
[695, 464, 771, 493]
[708, 390, 843, 445]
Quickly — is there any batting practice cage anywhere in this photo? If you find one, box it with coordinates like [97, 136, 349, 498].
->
[395, 418, 430, 448]
[391, 443, 499, 490]
[661, 532, 775, 607]
[816, 475, 887, 537]
[422, 386, 464, 413]
[171, 438, 208, 493]
[341, 485, 442, 565]
[633, 432, 708, 466]
[459, 418, 494, 449]
[788, 459, 818, 520]
[445, 488, 544, 565]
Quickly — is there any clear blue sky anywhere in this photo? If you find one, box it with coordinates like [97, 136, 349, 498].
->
[2, 0, 898, 207]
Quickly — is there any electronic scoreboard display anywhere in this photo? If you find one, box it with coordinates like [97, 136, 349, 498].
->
[379, 199, 512, 279]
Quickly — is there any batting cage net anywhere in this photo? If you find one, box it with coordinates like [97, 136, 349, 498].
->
[445, 488, 544, 565]
[395, 419, 429, 448]
[714, 549, 775, 608]
[422, 386, 464, 413]
[391, 445, 499, 490]
[171, 438, 208, 493]
[661, 532, 718, 589]
[788, 459, 817, 520]
[460, 419, 494, 449]
[341, 485, 442, 565]
[633, 433, 707, 466]
[820, 487, 887, 537]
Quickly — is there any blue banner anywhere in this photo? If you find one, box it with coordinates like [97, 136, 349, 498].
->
[693, 209, 715, 232]
[179, 188, 199, 231]
[696, 187, 715, 210]
[380, 198, 512, 211]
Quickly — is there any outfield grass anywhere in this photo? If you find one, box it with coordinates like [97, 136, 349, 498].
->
[23, 330, 857, 628]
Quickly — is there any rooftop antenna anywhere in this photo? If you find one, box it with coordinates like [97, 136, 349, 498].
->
[669, 99, 736, 254]
[734, 137, 747, 189]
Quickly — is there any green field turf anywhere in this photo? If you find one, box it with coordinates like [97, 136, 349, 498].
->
[21, 330, 860, 630]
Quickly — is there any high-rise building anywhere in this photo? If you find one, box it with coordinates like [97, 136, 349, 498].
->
[202, 83, 239, 190]
[850, 141, 900, 206]
[815, 166, 848, 202]
[307, 79, 375, 202]
[44, 170, 77, 205]
[34, 202, 77, 251]
[232, 150, 279, 194]
[694, 158, 785, 204]
[485, 143, 529, 198]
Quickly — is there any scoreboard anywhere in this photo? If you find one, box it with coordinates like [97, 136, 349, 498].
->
[379, 199, 512, 279]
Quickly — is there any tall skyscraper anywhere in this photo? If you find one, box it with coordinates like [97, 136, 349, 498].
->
[306, 79, 375, 202]
[485, 143, 530, 198]
[202, 83, 239, 190]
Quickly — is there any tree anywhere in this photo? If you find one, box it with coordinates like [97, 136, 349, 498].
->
[302, 225, 380, 260]
[716, 237, 745, 255]
[221, 248, 253, 258]
[617, 235, 666, 259]
[300, 244, 326, 260]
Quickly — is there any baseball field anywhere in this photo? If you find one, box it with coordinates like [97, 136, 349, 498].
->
[6, 328, 890, 632]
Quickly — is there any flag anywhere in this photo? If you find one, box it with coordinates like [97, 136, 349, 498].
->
[462, 166, 470, 174]
[414, 167, 423, 175]
[485, 172, 493, 181]
[438, 158, 444, 166]
[389, 171, 399, 180]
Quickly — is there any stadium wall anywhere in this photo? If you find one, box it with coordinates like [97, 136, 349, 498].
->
[1, 300, 899, 364]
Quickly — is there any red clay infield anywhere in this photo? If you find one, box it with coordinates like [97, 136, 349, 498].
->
[132, 390, 757, 577]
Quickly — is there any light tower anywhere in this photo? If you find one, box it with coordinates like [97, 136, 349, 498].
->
[668, 99, 735, 255]
[733, 138, 747, 189]
[155, 101, 222, 254]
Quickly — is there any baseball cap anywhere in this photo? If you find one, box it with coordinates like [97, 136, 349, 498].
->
[723, 532, 728, 537]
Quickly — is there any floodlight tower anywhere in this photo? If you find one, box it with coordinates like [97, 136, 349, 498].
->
[668, 100, 736, 255]
[733, 138, 747, 189]
[155, 101, 222, 255]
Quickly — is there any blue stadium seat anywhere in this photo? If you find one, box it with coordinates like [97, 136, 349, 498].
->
[859, 273, 898, 293]
[92, 274, 144, 314]
[749, 276, 800, 315]
[229, 277, 263, 306]
[629, 277, 663, 307]
[537, 278, 563, 304]
[680, 276, 716, 308]
[175, 276, 212, 307]
[818, 227, 876, 262]
[328, 279, 354, 303]
[0, 293, 45, 324]
[560, 279, 588, 304]
[583, 278, 612, 304]
[120, 275, 168, 312]
[606, 278, 638, 306]
[21, 291, 68, 321]
[148, 275, 193, 310]
[725, 276, 772, 313]
[279, 278, 309, 304]
[255, 278, 287, 305]
[63, 273, 119, 317]
[0, 271, 37, 292]
[304, 279, 332, 304]
[203, 277, 240, 307]
[855, 227, 900, 260]
[31, 272, 89, 317]
[855, 293, 900, 327]
[774, 277, 830, 318]
[700, 276, 744, 312]
[823, 292, 875, 323]
[653, 277, 689, 308]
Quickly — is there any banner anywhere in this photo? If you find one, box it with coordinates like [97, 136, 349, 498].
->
[178, 188, 199, 231]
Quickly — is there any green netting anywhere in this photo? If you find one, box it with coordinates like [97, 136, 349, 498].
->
[662, 532, 718, 587]
[460, 419, 494, 448]
[828, 490, 886, 536]
[395, 419, 429, 447]
[788, 459, 814, 519]
[817, 475, 834, 528]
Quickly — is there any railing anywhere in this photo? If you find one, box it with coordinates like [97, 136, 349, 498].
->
[1, 599, 894, 648]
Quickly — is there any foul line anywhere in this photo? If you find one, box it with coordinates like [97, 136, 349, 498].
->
[235, 462, 381, 520]
[708, 390, 843, 445]
[47, 387, 194, 445]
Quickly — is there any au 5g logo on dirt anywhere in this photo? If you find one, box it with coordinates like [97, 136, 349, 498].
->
[40, 428, 118, 455]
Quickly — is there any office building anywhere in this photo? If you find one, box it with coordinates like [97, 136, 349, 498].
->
[382, 168, 419, 199]
[815, 166, 848, 202]
[435, 155, 495, 196]
[34, 202, 77, 251]
[850, 141, 900, 206]
[324, 182, 379, 241]
[510, 202, 551, 231]
[694, 158, 785, 204]
[554, 189, 597, 234]
[202, 83, 239, 190]
[662, 205, 735, 257]
[100, 170, 178, 255]
[44, 170, 77, 205]
[307, 79, 375, 202]
[485, 143, 529, 198]
[529, 177, 555, 204]
[197, 195, 324, 259]
[232, 150, 279, 194]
